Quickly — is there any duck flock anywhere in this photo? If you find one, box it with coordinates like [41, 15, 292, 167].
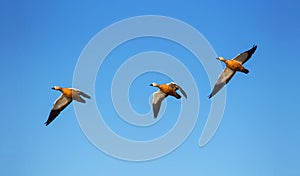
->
[45, 45, 257, 126]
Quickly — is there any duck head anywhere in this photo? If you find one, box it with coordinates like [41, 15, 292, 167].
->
[217, 57, 226, 62]
[51, 86, 62, 90]
[149, 82, 159, 87]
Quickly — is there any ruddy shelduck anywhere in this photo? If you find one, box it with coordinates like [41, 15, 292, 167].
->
[150, 82, 187, 118]
[209, 45, 257, 98]
[45, 86, 91, 126]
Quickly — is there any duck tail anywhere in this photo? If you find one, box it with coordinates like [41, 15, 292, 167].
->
[174, 93, 181, 99]
[242, 68, 249, 74]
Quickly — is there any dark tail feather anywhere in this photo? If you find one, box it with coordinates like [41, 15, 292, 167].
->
[174, 93, 181, 99]
[242, 68, 249, 74]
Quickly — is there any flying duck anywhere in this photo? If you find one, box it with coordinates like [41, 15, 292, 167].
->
[150, 82, 187, 118]
[45, 86, 91, 126]
[209, 45, 257, 98]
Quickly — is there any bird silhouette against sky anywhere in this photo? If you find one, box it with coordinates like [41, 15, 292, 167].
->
[209, 45, 257, 98]
[45, 86, 91, 126]
[150, 82, 187, 118]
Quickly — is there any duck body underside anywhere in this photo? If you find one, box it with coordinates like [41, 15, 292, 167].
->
[225, 60, 249, 74]
[61, 88, 73, 98]
[159, 85, 181, 99]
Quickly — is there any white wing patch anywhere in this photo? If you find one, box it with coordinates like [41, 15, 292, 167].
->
[232, 52, 249, 64]
[152, 90, 167, 118]
[233, 45, 257, 64]
[52, 94, 72, 110]
[209, 67, 236, 98]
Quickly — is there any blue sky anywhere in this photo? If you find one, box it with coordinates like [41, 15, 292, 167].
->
[1, 0, 300, 175]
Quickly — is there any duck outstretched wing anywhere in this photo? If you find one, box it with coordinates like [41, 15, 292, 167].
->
[71, 88, 91, 99]
[152, 90, 167, 118]
[178, 86, 187, 99]
[233, 45, 257, 64]
[167, 82, 187, 98]
[209, 68, 236, 98]
[45, 95, 72, 126]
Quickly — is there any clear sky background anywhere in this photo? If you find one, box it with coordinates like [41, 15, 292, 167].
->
[1, 0, 300, 175]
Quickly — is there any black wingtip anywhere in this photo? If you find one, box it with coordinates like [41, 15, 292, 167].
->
[44, 109, 62, 127]
[208, 94, 212, 99]
[247, 45, 257, 56]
